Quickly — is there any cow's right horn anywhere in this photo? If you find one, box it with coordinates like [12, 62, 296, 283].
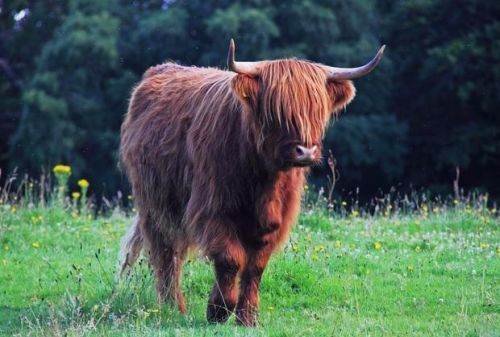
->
[228, 39, 260, 77]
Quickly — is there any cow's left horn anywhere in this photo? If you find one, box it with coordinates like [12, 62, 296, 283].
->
[228, 39, 260, 77]
[327, 45, 386, 80]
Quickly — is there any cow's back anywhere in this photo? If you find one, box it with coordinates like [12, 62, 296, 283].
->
[120, 63, 237, 227]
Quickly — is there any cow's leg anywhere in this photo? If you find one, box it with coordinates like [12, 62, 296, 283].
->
[142, 222, 188, 314]
[169, 242, 189, 314]
[235, 247, 273, 326]
[206, 238, 246, 324]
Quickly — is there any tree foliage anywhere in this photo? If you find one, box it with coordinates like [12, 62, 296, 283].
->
[1, 0, 498, 199]
[382, 0, 500, 195]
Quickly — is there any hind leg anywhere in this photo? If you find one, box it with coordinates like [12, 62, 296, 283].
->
[142, 221, 188, 313]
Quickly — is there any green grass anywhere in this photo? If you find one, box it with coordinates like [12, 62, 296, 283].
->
[0, 198, 499, 336]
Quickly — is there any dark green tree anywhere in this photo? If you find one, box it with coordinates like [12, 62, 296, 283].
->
[0, 0, 68, 172]
[9, 0, 134, 193]
[4, 0, 499, 200]
[381, 0, 500, 194]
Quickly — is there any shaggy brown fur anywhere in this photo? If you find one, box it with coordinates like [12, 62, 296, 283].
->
[119, 58, 355, 326]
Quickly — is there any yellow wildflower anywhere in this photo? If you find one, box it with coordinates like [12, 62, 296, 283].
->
[480, 243, 488, 250]
[32, 242, 40, 249]
[315, 244, 326, 253]
[415, 220, 420, 225]
[78, 179, 89, 189]
[374, 241, 382, 250]
[311, 254, 319, 261]
[53, 164, 71, 175]
[415, 245, 421, 252]
[53, 165, 71, 174]
[407, 265, 414, 272]
[72, 192, 81, 199]
[335, 240, 342, 248]
[351, 210, 359, 217]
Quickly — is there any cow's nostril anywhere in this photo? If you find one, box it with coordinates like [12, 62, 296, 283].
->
[296, 146, 305, 157]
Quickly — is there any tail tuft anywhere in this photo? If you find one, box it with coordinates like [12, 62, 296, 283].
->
[118, 216, 143, 278]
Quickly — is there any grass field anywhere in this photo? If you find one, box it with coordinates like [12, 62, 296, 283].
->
[0, 188, 499, 336]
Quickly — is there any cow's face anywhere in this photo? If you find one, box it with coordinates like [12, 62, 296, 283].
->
[228, 39, 384, 171]
[232, 60, 355, 171]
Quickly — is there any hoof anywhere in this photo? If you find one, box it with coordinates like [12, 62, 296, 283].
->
[207, 303, 232, 324]
[235, 308, 258, 327]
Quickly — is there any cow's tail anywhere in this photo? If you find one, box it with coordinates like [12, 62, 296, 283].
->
[117, 216, 143, 278]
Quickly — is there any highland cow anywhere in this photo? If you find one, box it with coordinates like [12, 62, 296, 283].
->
[119, 39, 384, 326]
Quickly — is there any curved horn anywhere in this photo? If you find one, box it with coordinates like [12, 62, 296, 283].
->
[227, 38, 260, 77]
[327, 45, 386, 80]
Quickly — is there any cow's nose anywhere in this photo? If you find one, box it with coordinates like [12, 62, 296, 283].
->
[295, 145, 318, 162]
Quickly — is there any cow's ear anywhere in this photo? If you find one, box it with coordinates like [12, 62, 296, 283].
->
[231, 74, 259, 107]
[326, 79, 356, 114]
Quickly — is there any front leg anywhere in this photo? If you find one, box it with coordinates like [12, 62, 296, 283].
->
[236, 248, 273, 326]
[207, 238, 246, 323]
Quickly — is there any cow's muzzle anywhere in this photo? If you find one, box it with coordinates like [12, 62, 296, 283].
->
[292, 145, 320, 167]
